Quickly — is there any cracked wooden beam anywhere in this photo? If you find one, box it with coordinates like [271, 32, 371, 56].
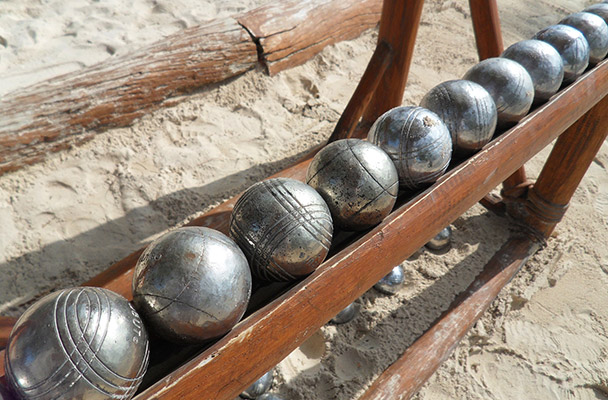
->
[238, 0, 382, 75]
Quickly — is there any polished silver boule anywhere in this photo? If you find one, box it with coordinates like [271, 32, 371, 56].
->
[306, 139, 398, 231]
[584, 4, 608, 26]
[501, 40, 564, 102]
[368, 106, 452, 190]
[420, 80, 497, 155]
[230, 178, 333, 281]
[533, 24, 590, 83]
[5, 287, 149, 400]
[560, 12, 608, 65]
[240, 370, 274, 399]
[374, 264, 405, 295]
[463, 57, 534, 127]
[133, 226, 252, 344]
[330, 302, 358, 324]
[425, 226, 453, 251]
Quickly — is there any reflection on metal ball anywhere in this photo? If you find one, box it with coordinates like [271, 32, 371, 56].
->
[368, 106, 452, 190]
[374, 264, 405, 295]
[230, 178, 333, 281]
[501, 40, 564, 102]
[240, 370, 274, 399]
[306, 139, 398, 231]
[463, 57, 534, 127]
[5, 287, 149, 400]
[331, 302, 358, 324]
[420, 80, 497, 155]
[533, 24, 590, 83]
[584, 4, 608, 26]
[257, 394, 285, 400]
[560, 12, 608, 65]
[133, 227, 252, 344]
[426, 226, 453, 251]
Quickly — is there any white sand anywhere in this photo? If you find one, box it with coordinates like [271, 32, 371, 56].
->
[1, 0, 607, 399]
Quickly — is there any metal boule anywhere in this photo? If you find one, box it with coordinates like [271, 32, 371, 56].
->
[229, 177, 333, 282]
[374, 264, 405, 295]
[5, 287, 150, 400]
[463, 57, 534, 127]
[368, 106, 452, 190]
[501, 40, 565, 102]
[240, 370, 274, 399]
[331, 302, 358, 324]
[306, 139, 398, 231]
[132, 226, 252, 344]
[533, 24, 590, 83]
[583, 4, 608, 26]
[420, 80, 497, 156]
[425, 226, 453, 251]
[560, 12, 608, 65]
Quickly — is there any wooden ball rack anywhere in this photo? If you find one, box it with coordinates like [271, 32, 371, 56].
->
[1, 0, 607, 399]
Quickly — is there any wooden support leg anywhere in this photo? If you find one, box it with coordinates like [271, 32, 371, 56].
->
[0, 317, 17, 350]
[328, 41, 393, 142]
[523, 96, 608, 240]
[359, 236, 537, 400]
[359, 0, 426, 130]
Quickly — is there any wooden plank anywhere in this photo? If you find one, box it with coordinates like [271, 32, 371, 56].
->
[0, 18, 257, 175]
[238, 0, 383, 75]
[0, 317, 16, 350]
[127, 60, 608, 400]
[359, 236, 536, 400]
[469, 0, 504, 61]
[361, 0, 425, 127]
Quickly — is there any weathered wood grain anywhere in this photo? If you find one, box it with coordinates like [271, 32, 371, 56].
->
[0, 18, 257, 175]
[238, 0, 383, 75]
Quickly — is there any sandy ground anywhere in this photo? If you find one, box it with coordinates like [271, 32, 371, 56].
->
[1, 0, 607, 399]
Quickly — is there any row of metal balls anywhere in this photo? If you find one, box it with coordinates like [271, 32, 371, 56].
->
[5, 3, 608, 400]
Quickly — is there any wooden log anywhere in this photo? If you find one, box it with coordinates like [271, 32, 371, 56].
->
[361, 0, 425, 127]
[359, 236, 536, 400]
[238, 0, 383, 76]
[120, 61, 607, 400]
[0, 19, 257, 175]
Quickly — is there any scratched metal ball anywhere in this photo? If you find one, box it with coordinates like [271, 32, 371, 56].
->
[240, 370, 274, 399]
[132, 226, 252, 344]
[420, 80, 497, 155]
[584, 4, 608, 26]
[5, 287, 149, 400]
[501, 40, 564, 102]
[560, 12, 608, 65]
[230, 178, 333, 281]
[425, 226, 453, 251]
[306, 139, 398, 231]
[368, 106, 452, 190]
[374, 264, 405, 295]
[463, 57, 534, 127]
[533, 24, 590, 83]
[330, 302, 358, 324]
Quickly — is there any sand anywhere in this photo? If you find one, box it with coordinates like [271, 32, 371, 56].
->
[1, 0, 607, 399]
